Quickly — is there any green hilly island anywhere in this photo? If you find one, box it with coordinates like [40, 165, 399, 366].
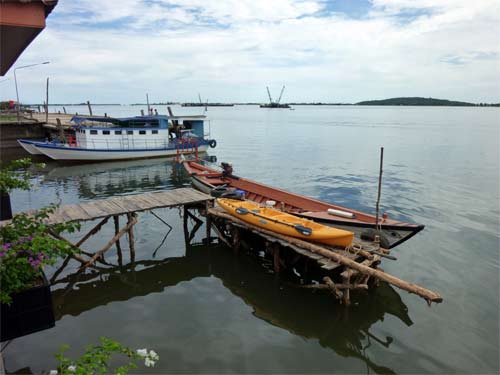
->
[356, 97, 499, 107]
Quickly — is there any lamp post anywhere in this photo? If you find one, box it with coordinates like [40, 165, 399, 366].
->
[14, 61, 50, 121]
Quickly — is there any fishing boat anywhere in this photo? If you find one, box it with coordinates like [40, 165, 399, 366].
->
[217, 198, 354, 247]
[182, 160, 425, 249]
[18, 115, 217, 161]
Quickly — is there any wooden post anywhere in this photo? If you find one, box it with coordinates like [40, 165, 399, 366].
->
[87, 100, 93, 116]
[232, 227, 241, 253]
[56, 118, 66, 142]
[37, 105, 41, 112]
[375, 147, 384, 229]
[205, 201, 212, 243]
[45, 77, 49, 123]
[63, 106, 67, 114]
[113, 215, 123, 266]
[270, 242, 280, 273]
[127, 213, 136, 262]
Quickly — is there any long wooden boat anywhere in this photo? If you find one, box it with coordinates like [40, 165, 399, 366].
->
[217, 198, 354, 247]
[182, 160, 425, 249]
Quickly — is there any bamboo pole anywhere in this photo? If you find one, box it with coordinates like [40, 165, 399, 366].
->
[127, 213, 136, 262]
[208, 208, 443, 304]
[75, 217, 110, 247]
[87, 100, 93, 116]
[45, 77, 49, 123]
[375, 147, 384, 230]
[85, 216, 137, 268]
[113, 215, 123, 266]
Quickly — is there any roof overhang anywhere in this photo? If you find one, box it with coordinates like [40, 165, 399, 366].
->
[0, 0, 58, 76]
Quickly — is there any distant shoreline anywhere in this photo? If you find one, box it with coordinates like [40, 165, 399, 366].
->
[25, 97, 499, 107]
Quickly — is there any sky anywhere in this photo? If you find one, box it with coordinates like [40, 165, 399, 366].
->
[1, 0, 499, 104]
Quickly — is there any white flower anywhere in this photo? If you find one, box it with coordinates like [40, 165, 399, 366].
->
[136, 348, 148, 357]
[144, 357, 156, 367]
[67, 365, 76, 372]
[49, 371, 58, 375]
[148, 350, 159, 361]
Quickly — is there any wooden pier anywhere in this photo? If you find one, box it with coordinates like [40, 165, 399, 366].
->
[3, 187, 442, 306]
[203, 206, 442, 305]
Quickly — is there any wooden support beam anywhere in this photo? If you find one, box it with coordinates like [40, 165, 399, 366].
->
[232, 227, 241, 253]
[127, 213, 136, 263]
[113, 215, 123, 266]
[208, 208, 443, 304]
[211, 222, 231, 247]
[85, 216, 137, 268]
[323, 276, 343, 300]
[75, 216, 110, 247]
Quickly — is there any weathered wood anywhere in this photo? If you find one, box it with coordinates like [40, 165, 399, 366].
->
[87, 100, 93, 116]
[127, 213, 136, 262]
[45, 77, 49, 123]
[232, 227, 241, 253]
[75, 216, 109, 247]
[113, 215, 123, 266]
[84, 216, 137, 268]
[323, 276, 343, 299]
[211, 222, 231, 247]
[208, 208, 443, 304]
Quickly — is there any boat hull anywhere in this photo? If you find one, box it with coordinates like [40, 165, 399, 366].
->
[18, 139, 44, 155]
[217, 198, 354, 247]
[183, 160, 425, 249]
[27, 142, 209, 161]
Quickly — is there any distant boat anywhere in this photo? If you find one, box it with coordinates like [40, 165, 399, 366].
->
[181, 103, 234, 107]
[260, 85, 291, 108]
[18, 115, 217, 161]
[182, 160, 424, 249]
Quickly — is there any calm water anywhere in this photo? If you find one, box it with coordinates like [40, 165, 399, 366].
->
[2, 105, 499, 374]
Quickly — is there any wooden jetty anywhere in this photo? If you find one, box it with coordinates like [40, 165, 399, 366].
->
[203, 206, 442, 305]
[2, 187, 442, 306]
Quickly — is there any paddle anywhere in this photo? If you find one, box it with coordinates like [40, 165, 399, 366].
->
[235, 206, 313, 236]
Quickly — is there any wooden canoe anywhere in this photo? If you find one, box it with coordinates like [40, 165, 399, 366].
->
[182, 160, 424, 249]
[217, 198, 354, 247]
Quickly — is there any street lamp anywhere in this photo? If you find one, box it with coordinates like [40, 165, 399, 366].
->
[14, 61, 50, 120]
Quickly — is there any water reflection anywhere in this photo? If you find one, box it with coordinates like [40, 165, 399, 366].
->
[42, 158, 189, 199]
[51, 244, 411, 375]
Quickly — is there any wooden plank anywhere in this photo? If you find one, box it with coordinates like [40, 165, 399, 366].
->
[78, 201, 109, 219]
[62, 204, 91, 221]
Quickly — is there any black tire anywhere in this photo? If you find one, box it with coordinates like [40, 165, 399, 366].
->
[210, 186, 228, 197]
[360, 228, 391, 249]
[209, 139, 217, 148]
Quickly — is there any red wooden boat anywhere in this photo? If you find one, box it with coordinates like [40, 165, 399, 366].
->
[182, 160, 424, 249]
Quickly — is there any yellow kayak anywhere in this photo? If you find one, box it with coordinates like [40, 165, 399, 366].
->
[217, 198, 354, 248]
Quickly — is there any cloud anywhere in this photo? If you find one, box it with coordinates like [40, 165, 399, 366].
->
[2, 0, 499, 103]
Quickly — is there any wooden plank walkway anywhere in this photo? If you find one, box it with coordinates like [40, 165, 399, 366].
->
[1, 188, 212, 226]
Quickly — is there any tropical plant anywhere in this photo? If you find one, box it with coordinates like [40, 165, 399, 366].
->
[0, 205, 81, 304]
[0, 158, 44, 194]
[53, 337, 160, 375]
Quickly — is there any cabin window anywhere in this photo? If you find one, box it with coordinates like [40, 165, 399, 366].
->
[115, 130, 122, 135]
[82, 129, 86, 134]
[152, 130, 158, 134]
[90, 130, 98, 135]
[127, 130, 133, 135]
[139, 130, 146, 135]
[102, 130, 110, 135]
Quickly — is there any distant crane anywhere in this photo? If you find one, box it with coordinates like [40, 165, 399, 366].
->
[260, 85, 290, 108]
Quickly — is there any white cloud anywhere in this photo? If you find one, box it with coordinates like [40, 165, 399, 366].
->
[2, 0, 499, 103]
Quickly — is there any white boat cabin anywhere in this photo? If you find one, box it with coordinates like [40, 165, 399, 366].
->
[71, 115, 208, 150]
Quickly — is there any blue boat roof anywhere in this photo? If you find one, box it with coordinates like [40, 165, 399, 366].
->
[71, 115, 206, 124]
